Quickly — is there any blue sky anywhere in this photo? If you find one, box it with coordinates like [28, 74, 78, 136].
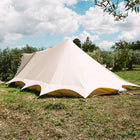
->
[0, 0, 140, 50]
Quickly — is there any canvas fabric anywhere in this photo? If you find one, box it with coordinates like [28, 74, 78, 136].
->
[8, 39, 137, 98]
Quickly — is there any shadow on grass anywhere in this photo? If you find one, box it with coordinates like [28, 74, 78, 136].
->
[8, 82, 40, 96]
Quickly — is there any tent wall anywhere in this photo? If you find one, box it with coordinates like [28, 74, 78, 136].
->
[8, 39, 137, 98]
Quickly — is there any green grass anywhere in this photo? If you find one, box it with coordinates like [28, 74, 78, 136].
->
[115, 70, 140, 85]
[0, 70, 140, 139]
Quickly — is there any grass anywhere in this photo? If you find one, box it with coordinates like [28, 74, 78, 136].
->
[0, 70, 140, 139]
[115, 70, 140, 85]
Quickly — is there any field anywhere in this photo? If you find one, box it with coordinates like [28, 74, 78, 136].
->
[0, 70, 140, 140]
[115, 69, 140, 86]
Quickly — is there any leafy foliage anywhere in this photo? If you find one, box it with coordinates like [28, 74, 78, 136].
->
[0, 38, 140, 81]
[132, 50, 140, 65]
[81, 37, 99, 52]
[112, 40, 140, 70]
[73, 38, 81, 48]
[101, 51, 115, 68]
[74, 38, 140, 71]
[95, 0, 140, 20]
[112, 40, 140, 50]
[0, 45, 43, 81]
[87, 50, 103, 64]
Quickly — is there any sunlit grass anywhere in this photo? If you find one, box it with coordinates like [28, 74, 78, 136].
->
[115, 70, 140, 85]
[0, 69, 140, 139]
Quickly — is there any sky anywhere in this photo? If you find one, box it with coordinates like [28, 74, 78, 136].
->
[0, 0, 140, 50]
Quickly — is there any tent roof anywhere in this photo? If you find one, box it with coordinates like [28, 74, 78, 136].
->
[8, 39, 137, 98]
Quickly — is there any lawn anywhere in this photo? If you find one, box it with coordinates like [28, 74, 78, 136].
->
[115, 70, 140, 86]
[0, 70, 140, 140]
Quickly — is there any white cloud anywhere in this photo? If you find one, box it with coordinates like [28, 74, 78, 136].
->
[97, 41, 114, 49]
[64, 0, 77, 6]
[80, 7, 119, 34]
[0, 0, 140, 48]
[34, 6, 79, 35]
[118, 30, 139, 41]
[82, 0, 92, 1]
[5, 33, 22, 41]
[13, 45, 25, 49]
[80, 4, 140, 42]
[117, 1, 126, 12]
[118, 11, 140, 41]
[0, 0, 79, 46]
[72, 30, 99, 42]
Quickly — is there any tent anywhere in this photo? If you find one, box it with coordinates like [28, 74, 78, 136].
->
[8, 39, 136, 98]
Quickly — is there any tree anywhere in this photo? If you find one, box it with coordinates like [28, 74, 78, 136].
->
[21, 44, 38, 53]
[130, 41, 140, 50]
[87, 50, 103, 64]
[0, 45, 42, 81]
[95, 0, 140, 20]
[0, 48, 12, 81]
[82, 37, 92, 52]
[101, 51, 114, 68]
[113, 49, 125, 71]
[132, 50, 140, 65]
[112, 41, 132, 70]
[73, 38, 81, 48]
[111, 40, 140, 70]
[82, 37, 99, 52]
[112, 40, 140, 50]
[111, 40, 129, 50]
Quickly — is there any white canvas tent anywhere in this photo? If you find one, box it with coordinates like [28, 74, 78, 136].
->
[8, 39, 136, 98]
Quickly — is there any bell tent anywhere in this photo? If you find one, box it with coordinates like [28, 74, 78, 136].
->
[8, 39, 136, 98]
